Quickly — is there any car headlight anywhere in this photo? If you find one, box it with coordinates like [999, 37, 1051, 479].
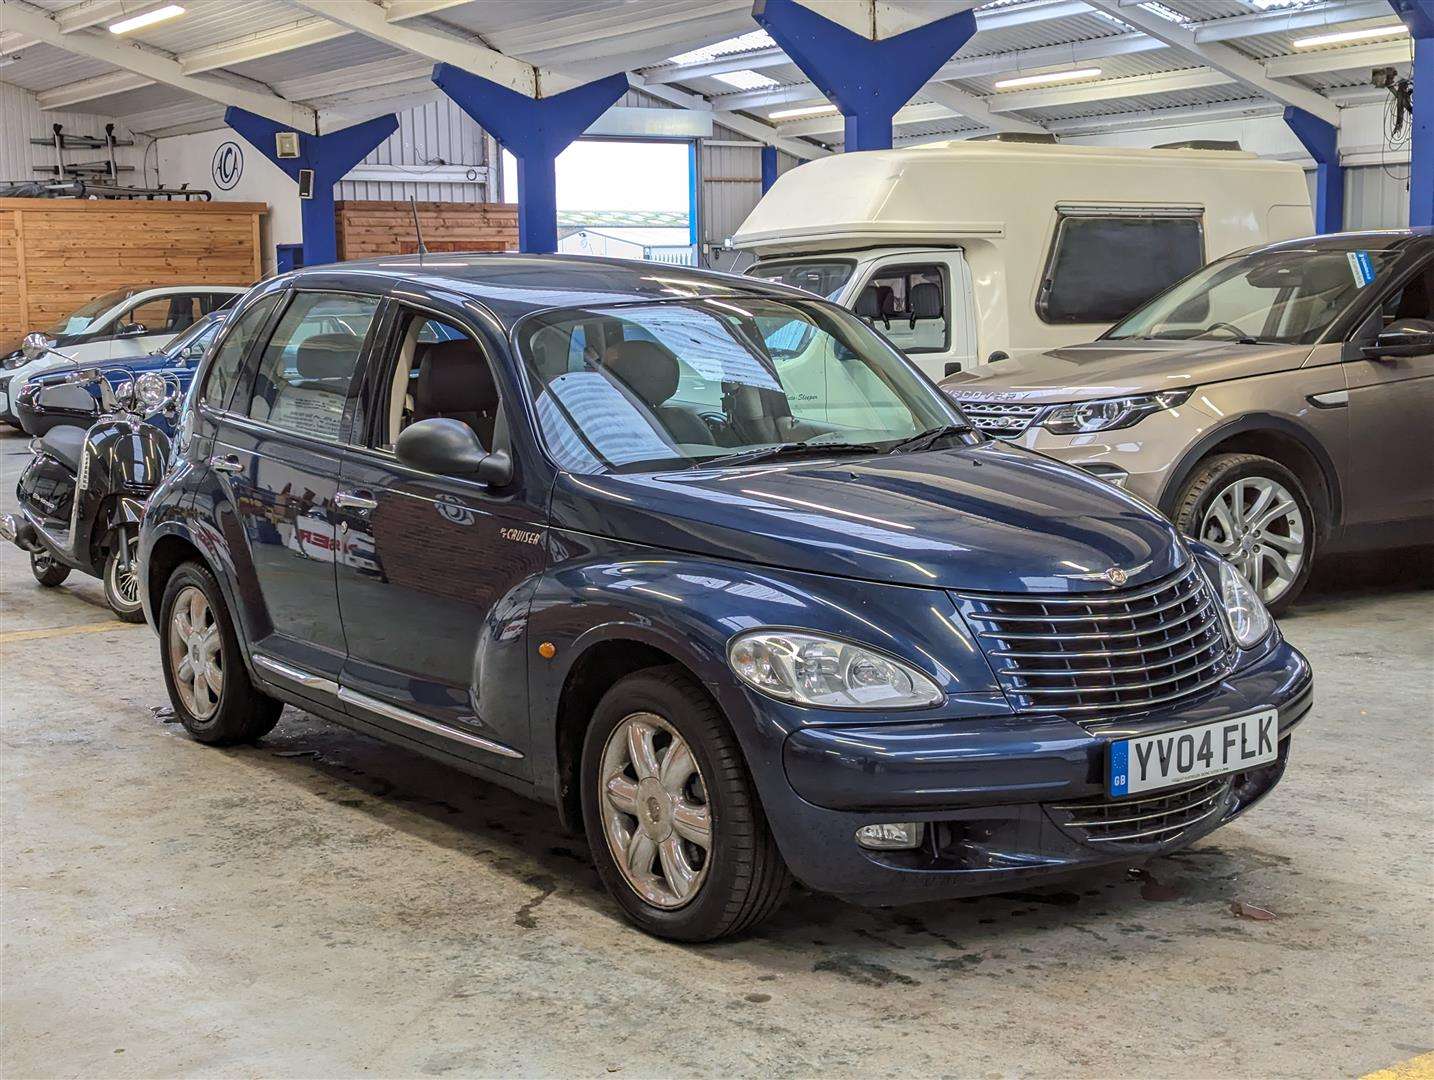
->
[1041, 389, 1193, 435]
[728, 630, 943, 709]
[134, 372, 168, 409]
[1217, 559, 1272, 648]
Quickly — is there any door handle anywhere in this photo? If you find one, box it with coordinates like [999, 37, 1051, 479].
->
[334, 491, 378, 511]
[209, 454, 243, 474]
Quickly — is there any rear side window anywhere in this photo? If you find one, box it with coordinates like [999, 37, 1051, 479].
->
[1039, 215, 1204, 325]
[198, 295, 279, 412]
[245, 292, 379, 440]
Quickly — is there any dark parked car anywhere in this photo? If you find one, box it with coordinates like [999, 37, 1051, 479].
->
[15, 310, 229, 436]
[138, 256, 1313, 941]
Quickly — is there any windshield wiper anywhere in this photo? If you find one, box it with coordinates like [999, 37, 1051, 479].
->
[886, 423, 973, 454]
[690, 439, 885, 470]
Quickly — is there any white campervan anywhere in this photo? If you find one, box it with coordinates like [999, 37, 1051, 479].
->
[733, 140, 1313, 380]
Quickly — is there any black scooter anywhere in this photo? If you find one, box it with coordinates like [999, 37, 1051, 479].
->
[1, 334, 181, 622]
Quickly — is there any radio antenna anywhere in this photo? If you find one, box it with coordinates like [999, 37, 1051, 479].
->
[410, 195, 428, 259]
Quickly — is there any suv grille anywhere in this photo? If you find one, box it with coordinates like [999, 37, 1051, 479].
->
[950, 399, 1042, 438]
[1047, 777, 1232, 848]
[955, 563, 1233, 719]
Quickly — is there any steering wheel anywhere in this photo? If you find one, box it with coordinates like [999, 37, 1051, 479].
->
[1196, 321, 1251, 340]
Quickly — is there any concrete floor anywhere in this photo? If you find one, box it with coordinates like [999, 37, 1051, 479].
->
[2, 425, 1431, 1079]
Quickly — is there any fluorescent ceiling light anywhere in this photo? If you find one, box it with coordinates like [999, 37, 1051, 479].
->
[769, 104, 839, 120]
[667, 29, 774, 66]
[1293, 23, 1409, 48]
[994, 67, 1103, 90]
[108, 4, 185, 34]
[1139, 2, 1191, 27]
[711, 69, 780, 91]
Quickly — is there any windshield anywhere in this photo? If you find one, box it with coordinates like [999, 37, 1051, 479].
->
[746, 260, 855, 301]
[1105, 247, 1402, 346]
[517, 297, 962, 474]
[161, 313, 226, 362]
[45, 287, 135, 337]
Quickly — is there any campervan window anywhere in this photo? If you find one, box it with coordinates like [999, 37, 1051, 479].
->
[853, 264, 950, 354]
[1037, 212, 1205, 325]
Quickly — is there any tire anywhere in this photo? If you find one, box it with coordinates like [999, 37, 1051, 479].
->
[30, 550, 70, 587]
[159, 560, 281, 745]
[581, 665, 791, 942]
[1173, 452, 1316, 615]
[102, 533, 145, 623]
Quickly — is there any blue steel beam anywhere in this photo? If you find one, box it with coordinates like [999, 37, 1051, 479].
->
[1390, 0, 1433, 227]
[224, 108, 399, 268]
[432, 64, 629, 253]
[752, 0, 978, 152]
[1283, 106, 1344, 233]
[761, 145, 778, 192]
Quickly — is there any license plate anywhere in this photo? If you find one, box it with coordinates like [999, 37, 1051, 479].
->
[1109, 709, 1278, 797]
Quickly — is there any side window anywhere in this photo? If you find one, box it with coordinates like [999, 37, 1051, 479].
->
[854, 265, 948, 352]
[1039, 214, 1204, 324]
[123, 294, 203, 335]
[375, 311, 500, 453]
[246, 292, 380, 441]
[1378, 265, 1434, 328]
[199, 296, 279, 412]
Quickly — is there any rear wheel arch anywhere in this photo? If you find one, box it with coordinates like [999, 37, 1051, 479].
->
[145, 533, 221, 625]
[1160, 416, 1339, 537]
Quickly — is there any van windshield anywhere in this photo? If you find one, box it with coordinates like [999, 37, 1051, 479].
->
[1105, 247, 1401, 346]
[746, 260, 854, 301]
[516, 297, 962, 474]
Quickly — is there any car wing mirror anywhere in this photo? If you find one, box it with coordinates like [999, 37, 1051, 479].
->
[1361, 328, 1434, 362]
[118, 323, 148, 337]
[394, 417, 513, 485]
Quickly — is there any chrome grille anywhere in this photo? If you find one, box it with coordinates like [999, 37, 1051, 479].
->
[950, 399, 1042, 438]
[1047, 777, 1232, 848]
[956, 563, 1233, 719]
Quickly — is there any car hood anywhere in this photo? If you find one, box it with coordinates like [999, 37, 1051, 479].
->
[940, 338, 1311, 404]
[550, 440, 1187, 593]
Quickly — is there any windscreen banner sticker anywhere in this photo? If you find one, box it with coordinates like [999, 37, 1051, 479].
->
[1347, 250, 1375, 288]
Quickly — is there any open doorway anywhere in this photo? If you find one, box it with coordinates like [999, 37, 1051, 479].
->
[502, 138, 696, 264]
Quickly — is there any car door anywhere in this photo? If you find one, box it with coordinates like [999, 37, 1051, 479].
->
[208, 288, 382, 685]
[1342, 259, 1434, 528]
[848, 252, 977, 379]
[332, 299, 545, 775]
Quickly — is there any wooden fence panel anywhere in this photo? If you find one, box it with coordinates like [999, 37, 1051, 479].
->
[336, 200, 517, 260]
[0, 199, 265, 351]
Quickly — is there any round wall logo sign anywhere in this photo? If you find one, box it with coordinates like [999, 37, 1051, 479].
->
[212, 141, 243, 190]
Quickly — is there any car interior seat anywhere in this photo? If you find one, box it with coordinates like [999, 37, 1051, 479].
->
[412, 339, 500, 449]
[601, 340, 714, 445]
[908, 281, 944, 330]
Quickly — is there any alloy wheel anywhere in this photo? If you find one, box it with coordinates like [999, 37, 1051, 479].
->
[598, 712, 713, 909]
[1199, 476, 1305, 606]
[169, 585, 223, 720]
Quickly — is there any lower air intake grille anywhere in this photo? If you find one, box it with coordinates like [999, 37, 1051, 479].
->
[1047, 777, 1232, 848]
[955, 563, 1234, 720]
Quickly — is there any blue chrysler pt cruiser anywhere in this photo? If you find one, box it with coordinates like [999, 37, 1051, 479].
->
[138, 256, 1313, 941]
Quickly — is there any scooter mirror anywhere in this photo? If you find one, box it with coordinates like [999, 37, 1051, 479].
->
[20, 332, 54, 362]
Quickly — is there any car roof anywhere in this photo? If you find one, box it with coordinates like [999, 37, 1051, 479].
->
[1254, 228, 1434, 255]
[275, 253, 815, 330]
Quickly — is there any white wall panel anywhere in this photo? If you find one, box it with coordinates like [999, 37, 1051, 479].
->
[1344, 165, 1410, 230]
[0, 81, 146, 186]
[337, 96, 493, 204]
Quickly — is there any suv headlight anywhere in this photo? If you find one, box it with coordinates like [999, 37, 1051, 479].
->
[1217, 559, 1272, 648]
[1041, 389, 1193, 435]
[728, 630, 943, 709]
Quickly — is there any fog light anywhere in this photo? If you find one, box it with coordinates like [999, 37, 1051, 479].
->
[855, 822, 924, 850]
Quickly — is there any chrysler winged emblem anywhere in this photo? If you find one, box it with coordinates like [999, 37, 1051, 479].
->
[1104, 567, 1129, 586]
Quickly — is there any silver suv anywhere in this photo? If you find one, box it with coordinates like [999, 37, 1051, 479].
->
[943, 231, 1434, 612]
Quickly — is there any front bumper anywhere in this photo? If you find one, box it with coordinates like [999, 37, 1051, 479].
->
[760, 638, 1312, 906]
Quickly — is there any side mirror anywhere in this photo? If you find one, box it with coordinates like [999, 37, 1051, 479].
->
[1361, 327, 1434, 361]
[394, 417, 513, 485]
[21, 332, 55, 362]
[118, 323, 148, 337]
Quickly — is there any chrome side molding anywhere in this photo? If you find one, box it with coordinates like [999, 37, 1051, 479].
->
[252, 653, 340, 694]
[250, 652, 523, 761]
[337, 686, 524, 760]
